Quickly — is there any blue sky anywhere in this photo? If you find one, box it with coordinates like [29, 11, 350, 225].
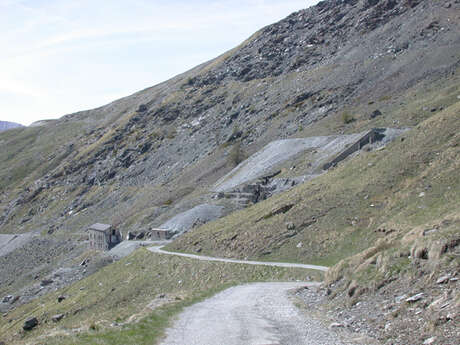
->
[0, 0, 318, 125]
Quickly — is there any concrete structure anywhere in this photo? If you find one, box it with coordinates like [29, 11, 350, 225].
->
[150, 228, 173, 240]
[88, 223, 122, 250]
[322, 128, 385, 170]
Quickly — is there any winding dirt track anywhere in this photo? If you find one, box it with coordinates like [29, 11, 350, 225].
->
[157, 282, 347, 345]
[147, 246, 329, 271]
[147, 247, 349, 345]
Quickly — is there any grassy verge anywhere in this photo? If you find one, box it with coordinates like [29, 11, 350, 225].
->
[47, 284, 232, 345]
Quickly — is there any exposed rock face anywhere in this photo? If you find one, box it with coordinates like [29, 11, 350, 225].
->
[369, 109, 382, 119]
[40, 279, 53, 287]
[192, 0, 427, 86]
[23, 317, 38, 330]
[1, 295, 12, 303]
[51, 313, 64, 322]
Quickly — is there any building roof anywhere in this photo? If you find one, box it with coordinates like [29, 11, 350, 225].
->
[150, 228, 171, 232]
[89, 223, 112, 232]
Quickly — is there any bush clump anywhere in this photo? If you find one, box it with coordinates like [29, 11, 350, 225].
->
[228, 142, 246, 167]
[341, 112, 355, 124]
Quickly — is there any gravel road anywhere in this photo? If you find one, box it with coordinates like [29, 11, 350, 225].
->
[159, 282, 347, 345]
[147, 246, 328, 271]
[109, 240, 165, 259]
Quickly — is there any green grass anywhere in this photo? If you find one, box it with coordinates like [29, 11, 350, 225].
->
[341, 112, 354, 124]
[48, 286, 229, 345]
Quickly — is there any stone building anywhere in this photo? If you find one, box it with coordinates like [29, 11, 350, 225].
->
[88, 223, 122, 250]
[150, 228, 173, 240]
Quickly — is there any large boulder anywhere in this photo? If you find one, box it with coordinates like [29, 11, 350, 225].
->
[23, 317, 38, 330]
[52, 314, 64, 322]
[40, 279, 53, 287]
[1, 295, 12, 303]
[369, 109, 382, 119]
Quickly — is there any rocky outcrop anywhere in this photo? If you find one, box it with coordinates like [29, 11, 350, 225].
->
[216, 175, 309, 208]
[23, 317, 38, 330]
[190, 0, 431, 87]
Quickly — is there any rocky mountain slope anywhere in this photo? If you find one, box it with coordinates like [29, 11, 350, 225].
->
[0, 0, 458, 236]
[0, 0, 459, 344]
[0, 121, 23, 132]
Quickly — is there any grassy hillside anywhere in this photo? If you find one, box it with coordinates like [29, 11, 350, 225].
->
[0, 248, 318, 345]
[168, 100, 460, 266]
[164, 89, 459, 344]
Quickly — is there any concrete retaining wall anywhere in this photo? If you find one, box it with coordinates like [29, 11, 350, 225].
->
[322, 128, 384, 170]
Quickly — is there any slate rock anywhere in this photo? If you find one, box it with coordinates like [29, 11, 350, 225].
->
[138, 142, 151, 154]
[286, 222, 296, 230]
[2, 295, 12, 303]
[40, 279, 53, 287]
[395, 294, 407, 303]
[436, 275, 450, 284]
[57, 295, 66, 303]
[369, 109, 382, 119]
[23, 317, 38, 330]
[329, 322, 344, 329]
[226, 130, 243, 143]
[137, 104, 147, 112]
[52, 314, 64, 322]
[406, 293, 424, 303]
[423, 336, 436, 344]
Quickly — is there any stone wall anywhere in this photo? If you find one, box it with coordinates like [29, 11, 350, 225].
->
[322, 129, 384, 170]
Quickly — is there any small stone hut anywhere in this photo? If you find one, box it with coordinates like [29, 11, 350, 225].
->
[150, 228, 173, 240]
[88, 223, 122, 250]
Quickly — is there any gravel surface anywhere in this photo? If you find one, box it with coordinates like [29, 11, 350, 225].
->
[160, 282, 348, 345]
[160, 204, 224, 234]
[0, 232, 35, 257]
[108, 240, 159, 259]
[148, 246, 328, 271]
[214, 134, 368, 192]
